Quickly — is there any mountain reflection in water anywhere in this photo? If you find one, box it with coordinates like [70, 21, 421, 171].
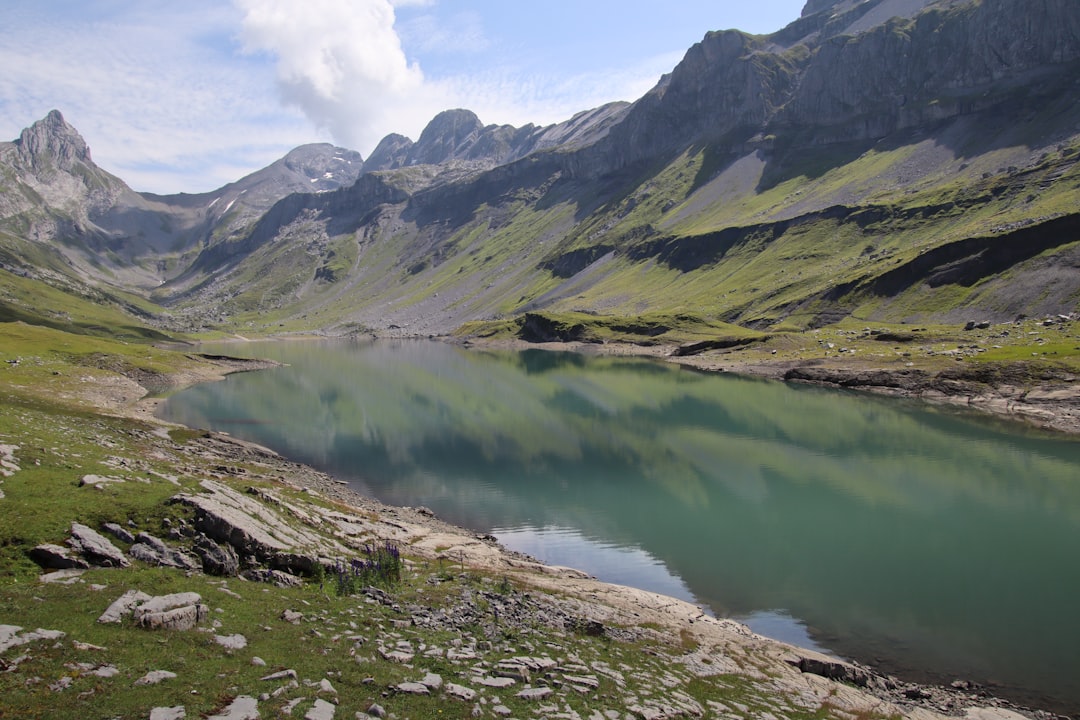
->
[160, 339, 1080, 715]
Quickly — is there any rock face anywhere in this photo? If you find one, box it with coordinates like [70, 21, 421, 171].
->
[193, 535, 240, 576]
[128, 532, 200, 570]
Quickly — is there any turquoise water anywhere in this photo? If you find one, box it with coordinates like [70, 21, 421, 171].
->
[159, 339, 1080, 714]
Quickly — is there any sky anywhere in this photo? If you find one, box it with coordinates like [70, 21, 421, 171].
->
[0, 0, 808, 194]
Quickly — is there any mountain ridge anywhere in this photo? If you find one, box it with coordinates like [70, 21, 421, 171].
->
[2, 0, 1079, 337]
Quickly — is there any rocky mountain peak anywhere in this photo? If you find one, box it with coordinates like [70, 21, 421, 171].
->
[15, 109, 93, 172]
[409, 109, 485, 166]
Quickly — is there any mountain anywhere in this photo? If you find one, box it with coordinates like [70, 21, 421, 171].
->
[2, 0, 1079, 338]
[0, 112, 362, 297]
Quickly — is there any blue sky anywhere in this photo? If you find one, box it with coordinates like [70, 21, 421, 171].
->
[0, 1, 807, 194]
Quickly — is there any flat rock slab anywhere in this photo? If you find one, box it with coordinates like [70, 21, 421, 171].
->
[0, 625, 65, 653]
[516, 687, 554, 701]
[136, 670, 178, 686]
[206, 695, 259, 720]
[69, 522, 129, 567]
[39, 569, 86, 584]
[79, 474, 125, 487]
[396, 682, 430, 695]
[149, 708, 186, 720]
[304, 699, 336, 720]
[214, 633, 248, 650]
[475, 676, 517, 688]
[171, 479, 345, 562]
[445, 683, 477, 701]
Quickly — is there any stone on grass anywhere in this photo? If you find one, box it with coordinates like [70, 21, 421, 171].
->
[39, 569, 86, 584]
[214, 634, 248, 650]
[280, 609, 303, 624]
[305, 699, 336, 720]
[98, 589, 152, 623]
[396, 682, 430, 695]
[516, 686, 554, 701]
[68, 522, 129, 568]
[133, 593, 208, 631]
[260, 669, 297, 682]
[445, 683, 477, 701]
[136, 670, 178, 686]
[0, 625, 65, 653]
[365, 704, 386, 718]
[29, 543, 90, 570]
[79, 474, 125, 488]
[206, 695, 259, 720]
[420, 672, 443, 689]
[149, 707, 186, 720]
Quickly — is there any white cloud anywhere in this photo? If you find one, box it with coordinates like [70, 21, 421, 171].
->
[0, 2, 316, 194]
[236, 0, 445, 155]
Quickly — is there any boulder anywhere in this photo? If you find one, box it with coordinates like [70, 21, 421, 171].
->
[98, 589, 152, 623]
[133, 592, 209, 631]
[68, 522, 129, 568]
[29, 543, 90, 570]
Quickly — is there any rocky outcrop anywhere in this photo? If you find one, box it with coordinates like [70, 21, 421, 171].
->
[67, 522, 130, 568]
[169, 479, 350, 570]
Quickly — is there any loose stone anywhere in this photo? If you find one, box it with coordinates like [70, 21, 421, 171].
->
[206, 695, 259, 720]
[136, 670, 178, 686]
[516, 686, 554, 701]
[305, 699, 336, 720]
[214, 634, 248, 650]
[149, 708, 186, 720]
[445, 683, 477, 701]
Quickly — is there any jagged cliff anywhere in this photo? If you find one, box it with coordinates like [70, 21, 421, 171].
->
[2, 0, 1078, 335]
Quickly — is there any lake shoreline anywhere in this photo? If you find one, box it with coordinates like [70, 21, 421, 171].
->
[455, 335, 1080, 438]
[105, 347, 1070, 719]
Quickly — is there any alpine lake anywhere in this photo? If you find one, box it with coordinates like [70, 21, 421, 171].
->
[158, 339, 1080, 716]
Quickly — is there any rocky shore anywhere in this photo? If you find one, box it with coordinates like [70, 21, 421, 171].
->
[85, 353, 1069, 719]
[6, 343, 1071, 718]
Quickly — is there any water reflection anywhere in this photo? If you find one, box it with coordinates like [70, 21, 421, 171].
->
[161, 339, 1080, 714]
